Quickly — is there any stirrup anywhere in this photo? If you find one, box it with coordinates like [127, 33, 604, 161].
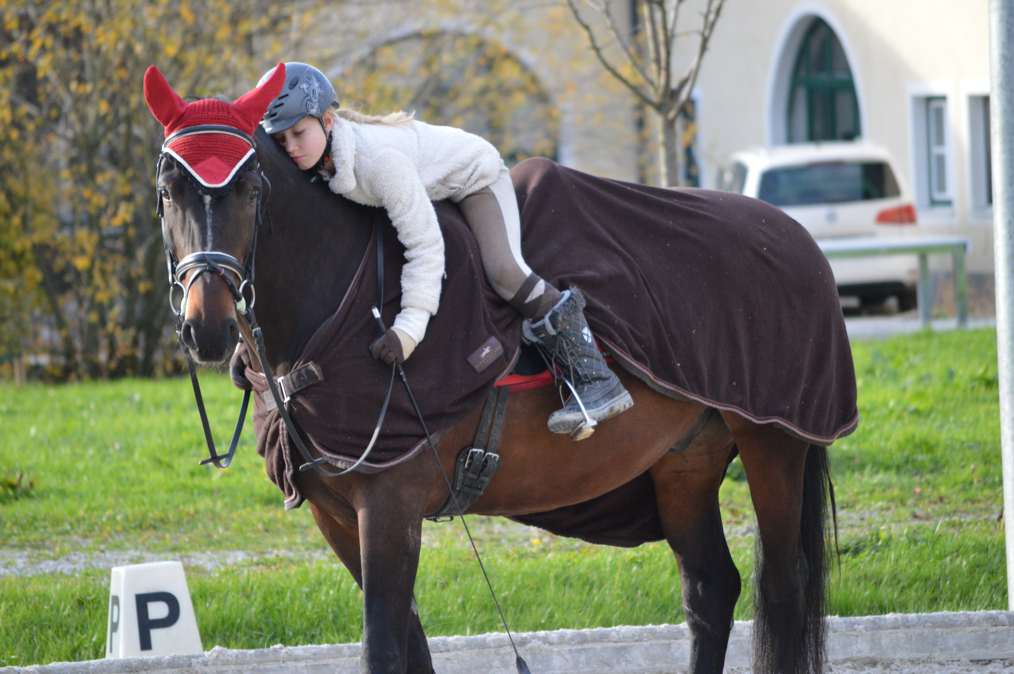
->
[560, 377, 598, 440]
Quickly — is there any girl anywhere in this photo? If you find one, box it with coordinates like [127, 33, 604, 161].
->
[258, 62, 631, 439]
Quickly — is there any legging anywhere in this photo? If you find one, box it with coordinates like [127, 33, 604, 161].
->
[457, 169, 560, 319]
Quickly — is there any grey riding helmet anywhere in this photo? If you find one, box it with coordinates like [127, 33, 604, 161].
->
[259, 62, 338, 135]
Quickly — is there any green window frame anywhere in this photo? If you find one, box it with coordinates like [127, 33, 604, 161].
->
[787, 19, 861, 143]
[926, 96, 952, 206]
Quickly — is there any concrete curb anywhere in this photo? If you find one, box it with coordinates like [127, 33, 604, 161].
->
[5, 611, 1014, 673]
[843, 315, 996, 340]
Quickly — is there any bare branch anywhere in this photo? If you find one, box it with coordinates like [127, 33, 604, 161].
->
[667, 0, 685, 42]
[564, 0, 660, 110]
[668, 0, 725, 121]
[596, 0, 656, 94]
[660, 0, 685, 98]
[642, 2, 664, 97]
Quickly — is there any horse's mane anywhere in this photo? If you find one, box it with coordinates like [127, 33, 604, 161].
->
[255, 127, 311, 199]
[251, 126, 374, 364]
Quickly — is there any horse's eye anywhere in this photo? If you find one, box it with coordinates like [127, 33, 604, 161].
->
[159, 187, 171, 202]
[248, 188, 260, 203]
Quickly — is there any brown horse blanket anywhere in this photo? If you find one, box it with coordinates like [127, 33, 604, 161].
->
[241, 157, 858, 517]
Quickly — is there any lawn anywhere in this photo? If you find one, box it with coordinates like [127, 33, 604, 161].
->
[0, 328, 1006, 666]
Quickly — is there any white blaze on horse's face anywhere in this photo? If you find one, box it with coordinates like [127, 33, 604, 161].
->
[203, 193, 214, 249]
[158, 160, 263, 363]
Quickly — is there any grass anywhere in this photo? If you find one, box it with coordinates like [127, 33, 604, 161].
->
[0, 328, 1008, 666]
[0, 375, 320, 554]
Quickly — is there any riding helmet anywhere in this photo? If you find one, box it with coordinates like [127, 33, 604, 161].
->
[259, 62, 338, 134]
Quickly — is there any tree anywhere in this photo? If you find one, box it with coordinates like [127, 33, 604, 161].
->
[0, 0, 317, 379]
[564, 0, 725, 186]
[336, 30, 560, 164]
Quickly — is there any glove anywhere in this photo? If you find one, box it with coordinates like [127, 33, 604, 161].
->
[229, 341, 252, 391]
[369, 327, 417, 365]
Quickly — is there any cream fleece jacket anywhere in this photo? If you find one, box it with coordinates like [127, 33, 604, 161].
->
[323, 115, 506, 345]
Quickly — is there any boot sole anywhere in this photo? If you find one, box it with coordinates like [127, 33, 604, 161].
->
[547, 390, 635, 436]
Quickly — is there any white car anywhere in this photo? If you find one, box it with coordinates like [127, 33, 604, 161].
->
[717, 143, 919, 310]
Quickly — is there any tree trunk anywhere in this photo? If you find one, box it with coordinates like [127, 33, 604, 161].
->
[13, 353, 25, 387]
[657, 111, 681, 187]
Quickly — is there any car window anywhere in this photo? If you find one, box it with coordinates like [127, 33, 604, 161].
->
[717, 161, 748, 194]
[757, 161, 900, 207]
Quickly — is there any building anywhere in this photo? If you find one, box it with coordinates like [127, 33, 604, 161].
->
[303, 1, 994, 277]
[693, 0, 994, 273]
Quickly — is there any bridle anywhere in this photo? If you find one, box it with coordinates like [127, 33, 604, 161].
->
[157, 123, 394, 477]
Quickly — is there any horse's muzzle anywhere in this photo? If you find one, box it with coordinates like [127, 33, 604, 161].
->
[180, 316, 239, 364]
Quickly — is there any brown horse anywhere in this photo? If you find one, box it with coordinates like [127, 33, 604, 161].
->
[156, 125, 843, 674]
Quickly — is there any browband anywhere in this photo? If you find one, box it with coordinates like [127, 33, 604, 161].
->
[162, 124, 255, 151]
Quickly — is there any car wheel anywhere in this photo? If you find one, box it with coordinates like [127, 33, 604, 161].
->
[897, 287, 918, 313]
[859, 294, 890, 313]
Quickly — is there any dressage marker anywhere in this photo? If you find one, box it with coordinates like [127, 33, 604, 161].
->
[105, 561, 202, 658]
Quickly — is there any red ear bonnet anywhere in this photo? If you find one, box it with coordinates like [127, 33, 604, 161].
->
[232, 63, 286, 130]
[143, 66, 187, 129]
[143, 63, 286, 188]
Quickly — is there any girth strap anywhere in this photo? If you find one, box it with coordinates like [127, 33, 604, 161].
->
[260, 361, 324, 412]
[428, 385, 510, 520]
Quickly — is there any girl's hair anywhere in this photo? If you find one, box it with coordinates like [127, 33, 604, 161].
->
[328, 107, 415, 126]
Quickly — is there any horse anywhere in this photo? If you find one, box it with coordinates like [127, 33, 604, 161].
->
[156, 120, 846, 673]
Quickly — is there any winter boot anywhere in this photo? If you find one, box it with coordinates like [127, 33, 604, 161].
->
[523, 288, 633, 439]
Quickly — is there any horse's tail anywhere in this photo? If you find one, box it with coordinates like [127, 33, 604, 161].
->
[799, 444, 836, 671]
[754, 443, 836, 674]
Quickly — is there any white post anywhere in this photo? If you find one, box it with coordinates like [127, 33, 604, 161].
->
[989, 0, 1014, 610]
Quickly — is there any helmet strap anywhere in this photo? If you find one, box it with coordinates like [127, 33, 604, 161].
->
[306, 124, 334, 178]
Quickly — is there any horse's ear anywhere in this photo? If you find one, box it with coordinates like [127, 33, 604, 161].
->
[143, 66, 187, 130]
[234, 63, 286, 130]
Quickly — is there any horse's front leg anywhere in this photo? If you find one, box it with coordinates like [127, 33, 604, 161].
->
[358, 487, 426, 674]
[307, 501, 433, 673]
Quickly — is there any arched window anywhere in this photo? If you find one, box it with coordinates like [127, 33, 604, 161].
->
[339, 32, 559, 164]
[786, 19, 860, 143]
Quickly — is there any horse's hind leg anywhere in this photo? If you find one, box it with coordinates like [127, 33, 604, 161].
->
[308, 502, 434, 674]
[649, 411, 740, 674]
[723, 411, 827, 674]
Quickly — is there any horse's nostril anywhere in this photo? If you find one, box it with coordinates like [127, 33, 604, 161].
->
[180, 321, 198, 350]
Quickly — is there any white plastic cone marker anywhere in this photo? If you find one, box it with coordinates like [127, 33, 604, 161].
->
[106, 561, 203, 658]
